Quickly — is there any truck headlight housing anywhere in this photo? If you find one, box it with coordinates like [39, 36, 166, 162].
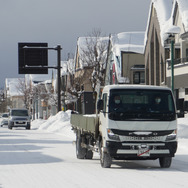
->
[107, 129, 120, 141]
[166, 130, 177, 141]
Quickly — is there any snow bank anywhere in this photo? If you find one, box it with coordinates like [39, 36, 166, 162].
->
[177, 118, 188, 138]
[31, 110, 75, 139]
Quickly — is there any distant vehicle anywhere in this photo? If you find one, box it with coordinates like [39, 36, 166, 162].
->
[8, 109, 31, 130]
[0, 113, 9, 127]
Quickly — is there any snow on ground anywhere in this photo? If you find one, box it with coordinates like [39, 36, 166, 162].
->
[0, 111, 188, 188]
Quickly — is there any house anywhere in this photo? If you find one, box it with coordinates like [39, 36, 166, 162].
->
[105, 32, 145, 85]
[144, 0, 174, 86]
[74, 37, 108, 91]
[25, 74, 53, 119]
[4, 78, 25, 109]
[60, 60, 77, 111]
[144, 0, 188, 115]
[73, 36, 108, 114]
[166, 0, 188, 112]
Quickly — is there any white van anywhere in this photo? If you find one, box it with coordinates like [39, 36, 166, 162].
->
[8, 109, 31, 130]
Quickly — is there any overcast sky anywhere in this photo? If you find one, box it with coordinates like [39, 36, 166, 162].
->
[0, 0, 151, 88]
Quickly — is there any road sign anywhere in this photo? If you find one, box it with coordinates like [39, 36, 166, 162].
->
[18, 42, 48, 74]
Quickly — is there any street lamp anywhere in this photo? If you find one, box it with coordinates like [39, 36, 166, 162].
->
[170, 35, 175, 92]
[165, 26, 180, 93]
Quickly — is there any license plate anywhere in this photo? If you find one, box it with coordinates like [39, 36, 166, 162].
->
[137, 149, 150, 157]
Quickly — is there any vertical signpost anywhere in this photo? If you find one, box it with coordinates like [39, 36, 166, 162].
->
[18, 43, 62, 112]
[56, 45, 62, 112]
[171, 39, 174, 93]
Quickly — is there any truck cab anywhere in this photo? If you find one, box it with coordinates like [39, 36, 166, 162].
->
[98, 85, 177, 168]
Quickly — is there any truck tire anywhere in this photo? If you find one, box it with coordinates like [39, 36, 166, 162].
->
[85, 150, 93, 159]
[76, 136, 86, 159]
[26, 125, 30, 130]
[100, 142, 112, 168]
[159, 157, 172, 168]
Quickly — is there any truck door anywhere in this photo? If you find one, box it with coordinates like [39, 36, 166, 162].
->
[99, 93, 108, 134]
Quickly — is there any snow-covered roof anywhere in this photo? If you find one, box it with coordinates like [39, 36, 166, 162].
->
[5, 78, 24, 97]
[61, 61, 68, 76]
[145, 0, 174, 46]
[174, 0, 188, 31]
[61, 59, 75, 76]
[25, 73, 52, 86]
[145, 0, 188, 46]
[67, 59, 75, 74]
[111, 32, 145, 56]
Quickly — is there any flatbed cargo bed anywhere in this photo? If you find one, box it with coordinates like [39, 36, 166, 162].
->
[71, 113, 98, 134]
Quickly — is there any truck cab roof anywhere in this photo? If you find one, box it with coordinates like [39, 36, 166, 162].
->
[102, 85, 172, 93]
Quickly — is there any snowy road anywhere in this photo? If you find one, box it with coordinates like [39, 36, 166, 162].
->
[0, 126, 188, 188]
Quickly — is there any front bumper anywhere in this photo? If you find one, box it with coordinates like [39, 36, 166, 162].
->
[9, 121, 30, 127]
[106, 141, 177, 160]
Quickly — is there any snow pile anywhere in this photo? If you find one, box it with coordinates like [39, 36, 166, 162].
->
[31, 110, 75, 139]
[31, 110, 188, 140]
[177, 118, 188, 138]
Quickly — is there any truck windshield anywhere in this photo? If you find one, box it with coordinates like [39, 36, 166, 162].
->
[109, 89, 176, 121]
[11, 110, 28, 116]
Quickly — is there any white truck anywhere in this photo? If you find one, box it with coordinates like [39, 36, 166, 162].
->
[71, 85, 177, 168]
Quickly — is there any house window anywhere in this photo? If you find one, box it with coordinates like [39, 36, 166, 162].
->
[102, 93, 107, 113]
[175, 48, 180, 59]
[186, 48, 188, 57]
[133, 72, 145, 84]
[185, 88, 188, 95]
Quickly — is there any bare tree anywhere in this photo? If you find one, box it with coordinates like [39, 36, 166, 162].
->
[79, 29, 109, 92]
[16, 78, 32, 109]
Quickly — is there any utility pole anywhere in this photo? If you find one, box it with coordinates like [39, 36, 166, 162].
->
[56, 45, 62, 112]
[171, 39, 174, 93]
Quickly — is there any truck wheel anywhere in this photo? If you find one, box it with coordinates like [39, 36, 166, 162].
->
[8, 126, 12, 130]
[159, 157, 172, 168]
[85, 150, 93, 159]
[76, 136, 86, 159]
[26, 125, 30, 130]
[100, 142, 112, 168]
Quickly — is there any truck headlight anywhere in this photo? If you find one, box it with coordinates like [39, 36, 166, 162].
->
[166, 130, 177, 141]
[107, 129, 120, 141]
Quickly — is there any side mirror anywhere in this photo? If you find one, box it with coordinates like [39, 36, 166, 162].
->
[97, 100, 103, 111]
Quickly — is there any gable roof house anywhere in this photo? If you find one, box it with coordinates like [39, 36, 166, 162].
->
[165, 0, 188, 109]
[105, 32, 145, 86]
[145, 0, 188, 115]
[73, 36, 108, 114]
[25, 74, 53, 119]
[60, 60, 77, 110]
[144, 0, 174, 86]
[5, 78, 25, 109]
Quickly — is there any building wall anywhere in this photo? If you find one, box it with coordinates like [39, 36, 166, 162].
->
[121, 52, 145, 84]
[145, 6, 166, 86]
[11, 96, 24, 108]
[166, 3, 188, 91]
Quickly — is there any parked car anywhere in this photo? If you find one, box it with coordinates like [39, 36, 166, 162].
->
[0, 113, 9, 127]
[8, 109, 31, 130]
